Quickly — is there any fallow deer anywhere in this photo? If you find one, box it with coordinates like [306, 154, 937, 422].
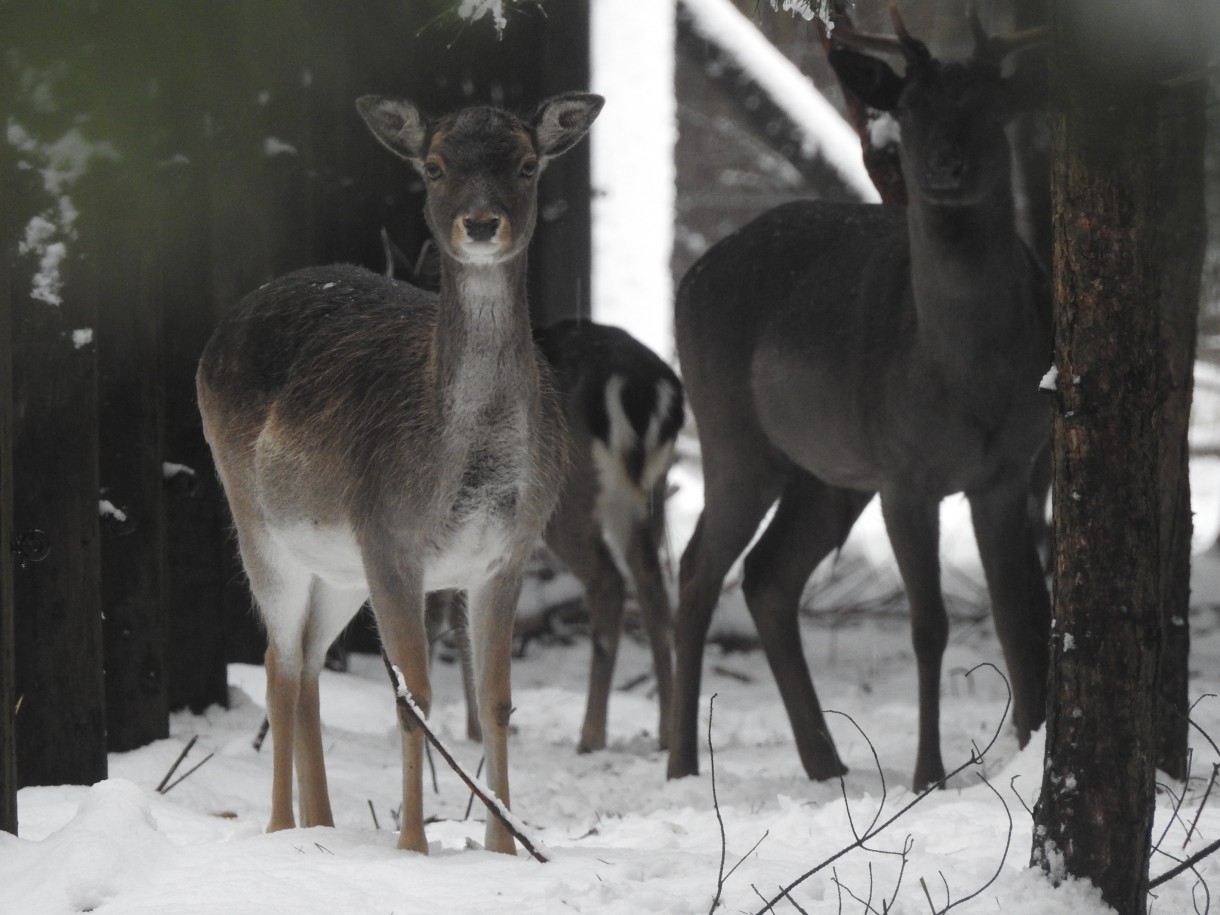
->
[197, 92, 602, 854]
[667, 11, 1052, 790]
[534, 319, 684, 753]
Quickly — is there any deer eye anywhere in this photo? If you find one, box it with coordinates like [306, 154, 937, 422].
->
[519, 158, 539, 179]
[423, 161, 444, 181]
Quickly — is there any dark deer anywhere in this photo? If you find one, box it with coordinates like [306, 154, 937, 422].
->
[668, 11, 1051, 790]
[534, 319, 684, 753]
[197, 92, 602, 854]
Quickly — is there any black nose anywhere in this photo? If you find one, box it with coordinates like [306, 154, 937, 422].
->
[464, 217, 500, 242]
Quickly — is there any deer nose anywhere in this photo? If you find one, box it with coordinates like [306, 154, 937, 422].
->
[928, 146, 966, 184]
[463, 217, 501, 242]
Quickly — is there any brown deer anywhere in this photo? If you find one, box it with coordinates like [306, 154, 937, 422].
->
[197, 92, 602, 854]
[667, 11, 1051, 790]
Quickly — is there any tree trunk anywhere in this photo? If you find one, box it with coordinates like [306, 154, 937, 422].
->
[0, 130, 16, 836]
[1031, 9, 1208, 913]
[1152, 79, 1207, 780]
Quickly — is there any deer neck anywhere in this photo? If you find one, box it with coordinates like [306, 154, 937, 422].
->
[433, 253, 536, 421]
[906, 185, 1028, 369]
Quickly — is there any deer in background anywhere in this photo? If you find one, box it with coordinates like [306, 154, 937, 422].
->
[197, 92, 602, 854]
[534, 319, 684, 753]
[667, 11, 1051, 790]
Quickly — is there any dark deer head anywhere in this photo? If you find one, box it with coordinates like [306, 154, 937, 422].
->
[829, 6, 1045, 207]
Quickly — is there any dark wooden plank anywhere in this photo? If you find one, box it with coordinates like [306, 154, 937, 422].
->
[10, 158, 107, 787]
[0, 121, 17, 836]
[96, 211, 168, 752]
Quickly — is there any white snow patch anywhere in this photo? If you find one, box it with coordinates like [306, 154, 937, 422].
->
[99, 500, 128, 523]
[9, 119, 120, 305]
[263, 137, 297, 157]
[1039, 364, 1059, 392]
[681, 0, 879, 203]
[867, 111, 901, 149]
[458, 0, 508, 34]
[72, 327, 93, 349]
[589, 0, 678, 362]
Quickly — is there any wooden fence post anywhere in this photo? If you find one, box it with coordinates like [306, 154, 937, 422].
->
[97, 210, 169, 752]
[11, 162, 107, 788]
[1, 146, 17, 835]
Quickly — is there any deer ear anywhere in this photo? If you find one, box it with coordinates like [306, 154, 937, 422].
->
[532, 93, 604, 161]
[829, 49, 906, 112]
[357, 96, 430, 163]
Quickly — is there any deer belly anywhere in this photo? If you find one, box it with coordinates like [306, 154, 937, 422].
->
[271, 522, 368, 591]
[422, 514, 510, 592]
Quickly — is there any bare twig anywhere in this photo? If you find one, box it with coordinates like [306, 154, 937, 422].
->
[752, 664, 1011, 915]
[381, 651, 548, 863]
[368, 799, 380, 831]
[1184, 764, 1219, 850]
[253, 716, 270, 752]
[156, 736, 198, 793]
[463, 757, 487, 821]
[938, 774, 1012, 912]
[709, 693, 727, 915]
[1150, 836, 1220, 889]
[161, 751, 215, 795]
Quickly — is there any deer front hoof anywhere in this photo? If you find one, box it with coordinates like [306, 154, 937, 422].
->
[397, 830, 430, 854]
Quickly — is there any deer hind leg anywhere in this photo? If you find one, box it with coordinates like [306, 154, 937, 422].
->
[240, 536, 313, 834]
[549, 528, 626, 754]
[668, 457, 785, 779]
[426, 590, 481, 742]
[623, 496, 674, 752]
[880, 489, 948, 791]
[294, 579, 366, 828]
[366, 564, 431, 854]
[467, 570, 527, 855]
[742, 472, 871, 781]
[968, 477, 1051, 746]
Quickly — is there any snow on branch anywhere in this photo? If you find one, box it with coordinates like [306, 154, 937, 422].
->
[680, 0, 878, 202]
[381, 652, 549, 862]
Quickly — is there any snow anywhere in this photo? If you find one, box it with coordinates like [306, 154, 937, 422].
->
[6, 7, 1220, 915]
[6, 455, 1220, 913]
[681, 0, 880, 203]
[589, 0, 678, 362]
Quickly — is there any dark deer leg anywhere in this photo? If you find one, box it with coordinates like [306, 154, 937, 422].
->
[551, 536, 627, 754]
[624, 513, 674, 751]
[668, 465, 782, 779]
[968, 477, 1051, 745]
[880, 490, 948, 790]
[742, 473, 871, 780]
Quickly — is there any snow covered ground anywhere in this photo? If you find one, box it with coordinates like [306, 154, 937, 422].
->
[5, 454, 1220, 915]
[7, 3, 1220, 912]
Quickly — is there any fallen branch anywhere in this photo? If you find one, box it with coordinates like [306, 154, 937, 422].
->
[1150, 835, 1220, 889]
[380, 651, 548, 862]
[156, 736, 199, 794]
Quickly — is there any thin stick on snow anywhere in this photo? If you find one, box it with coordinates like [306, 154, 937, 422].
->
[161, 751, 216, 795]
[1149, 835, 1220, 889]
[1184, 763, 1219, 849]
[463, 756, 487, 821]
[368, 799, 381, 831]
[708, 693, 727, 915]
[380, 650, 548, 862]
[156, 735, 198, 793]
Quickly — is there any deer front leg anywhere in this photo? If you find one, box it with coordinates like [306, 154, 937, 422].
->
[368, 567, 432, 854]
[880, 489, 948, 791]
[968, 476, 1051, 745]
[468, 571, 526, 855]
